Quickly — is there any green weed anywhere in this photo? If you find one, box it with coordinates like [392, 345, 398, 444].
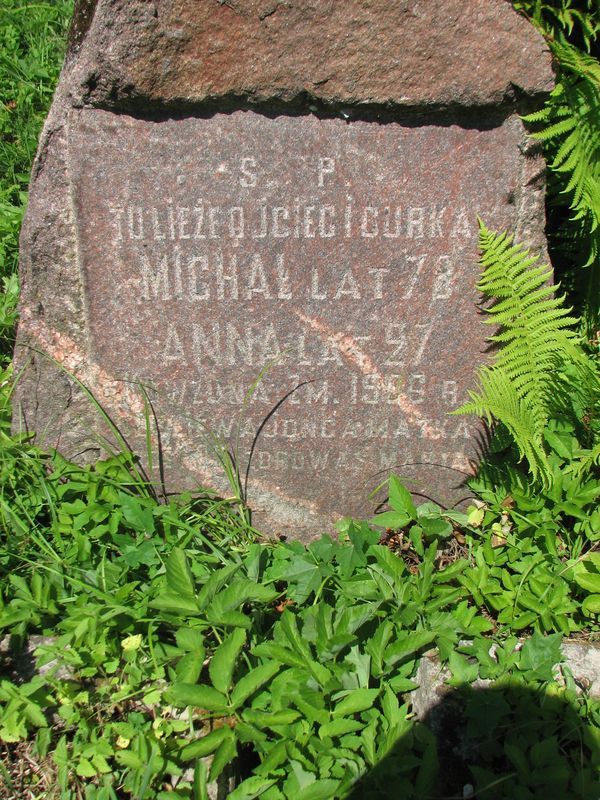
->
[0, 0, 71, 360]
[0, 469, 598, 798]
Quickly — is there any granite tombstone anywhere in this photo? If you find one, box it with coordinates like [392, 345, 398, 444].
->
[15, 0, 554, 538]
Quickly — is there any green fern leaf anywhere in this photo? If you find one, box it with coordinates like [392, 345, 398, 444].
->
[454, 222, 585, 486]
[513, 0, 600, 53]
[574, 442, 600, 478]
[523, 40, 600, 274]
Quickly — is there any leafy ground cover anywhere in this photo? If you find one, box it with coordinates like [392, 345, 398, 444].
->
[0, 0, 71, 361]
[0, 1, 599, 799]
[0, 450, 599, 798]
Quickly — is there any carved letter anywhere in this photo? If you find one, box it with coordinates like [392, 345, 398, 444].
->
[361, 207, 378, 238]
[109, 207, 125, 240]
[406, 207, 424, 238]
[140, 250, 170, 300]
[216, 252, 239, 300]
[272, 207, 290, 238]
[246, 254, 272, 299]
[229, 207, 245, 239]
[163, 324, 186, 363]
[240, 157, 257, 187]
[318, 205, 336, 237]
[127, 207, 144, 240]
[317, 157, 335, 187]
[275, 254, 292, 299]
[188, 255, 209, 300]
[311, 268, 327, 300]
[178, 207, 191, 239]
[334, 269, 361, 299]
[369, 268, 389, 300]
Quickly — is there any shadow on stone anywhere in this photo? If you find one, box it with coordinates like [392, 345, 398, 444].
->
[346, 683, 599, 799]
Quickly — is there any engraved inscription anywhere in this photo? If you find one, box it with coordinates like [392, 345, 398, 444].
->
[69, 109, 521, 515]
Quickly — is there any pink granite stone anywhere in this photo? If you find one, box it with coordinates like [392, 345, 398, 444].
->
[15, 0, 553, 539]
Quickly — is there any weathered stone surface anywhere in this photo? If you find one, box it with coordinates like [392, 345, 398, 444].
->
[63, 0, 553, 110]
[412, 641, 600, 721]
[15, 0, 552, 539]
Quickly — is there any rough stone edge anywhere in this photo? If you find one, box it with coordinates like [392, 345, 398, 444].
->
[5, 634, 599, 705]
[2, 633, 598, 791]
[13, 107, 549, 541]
[13, 0, 553, 541]
[60, 0, 555, 114]
[411, 639, 600, 720]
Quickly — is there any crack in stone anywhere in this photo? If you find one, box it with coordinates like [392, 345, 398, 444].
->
[18, 309, 325, 521]
[294, 310, 441, 439]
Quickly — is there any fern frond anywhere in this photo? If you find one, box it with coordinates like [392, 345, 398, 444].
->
[523, 41, 600, 270]
[551, 41, 600, 83]
[513, 0, 600, 52]
[455, 222, 585, 486]
[534, 117, 578, 141]
[573, 442, 600, 478]
[458, 367, 552, 484]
